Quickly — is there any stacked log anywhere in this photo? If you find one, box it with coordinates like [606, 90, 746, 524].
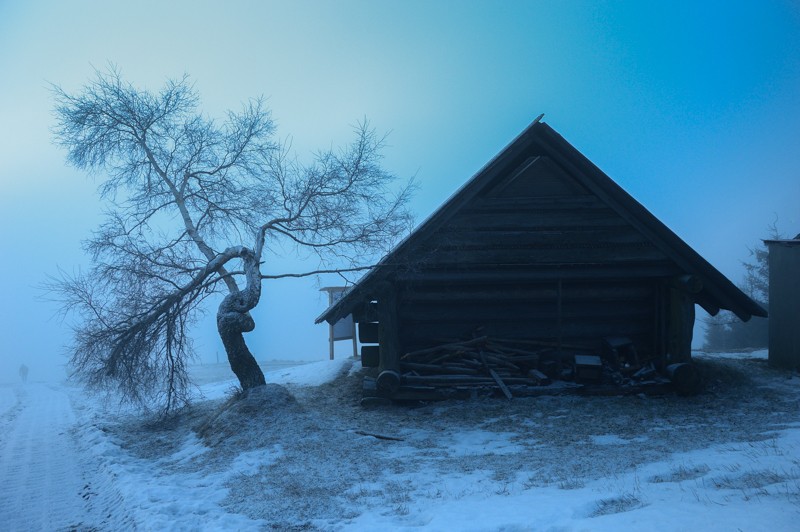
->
[360, 336, 679, 402]
[396, 336, 560, 399]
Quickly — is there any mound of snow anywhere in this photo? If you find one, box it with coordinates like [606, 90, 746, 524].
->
[264, 357, 354, 387]
[195, 357, 355, 400]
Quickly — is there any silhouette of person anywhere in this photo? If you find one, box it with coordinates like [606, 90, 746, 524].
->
[19, 364, 28, 383]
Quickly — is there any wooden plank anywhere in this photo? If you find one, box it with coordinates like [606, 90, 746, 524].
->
[528, 369, 551, 385]
[399, 283, 654, 303]
[488, 368, 513, 399]
[394, 263, 681, 283]
[445, 208, 631, 231]
[410, 244, 667, 266]
[427, 228, 649, 248]
[399, 321, 654, 345]
[469, 194, 609, 210]
[397, 301, 654, 323]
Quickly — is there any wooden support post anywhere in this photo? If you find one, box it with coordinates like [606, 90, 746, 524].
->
[557, 279, 563, 360]
[377, 282, 401, 375]
[667, 283, 695, 364]
[328, 323, 335, 360]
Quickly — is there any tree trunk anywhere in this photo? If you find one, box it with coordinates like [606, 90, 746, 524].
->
[217, 308, 266, 389]
[216, 247, 266, 390]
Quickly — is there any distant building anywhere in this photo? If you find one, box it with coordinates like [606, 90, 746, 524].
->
[766, 235, 800, 369]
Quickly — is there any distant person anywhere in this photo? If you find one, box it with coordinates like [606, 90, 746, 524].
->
[19, 364, 28, 383]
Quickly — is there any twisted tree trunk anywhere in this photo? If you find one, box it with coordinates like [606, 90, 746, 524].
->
[216, 247, 266, 389]
[217, 307, 265, 389]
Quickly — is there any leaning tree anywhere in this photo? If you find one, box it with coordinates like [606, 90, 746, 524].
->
[51, 67, 413, 413]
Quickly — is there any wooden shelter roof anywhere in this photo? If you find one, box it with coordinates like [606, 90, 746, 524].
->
[316, 118, 767, 325]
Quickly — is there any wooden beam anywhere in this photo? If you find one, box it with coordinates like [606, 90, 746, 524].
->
[411, 244, 667, 266]
[394, 263, 680, 283]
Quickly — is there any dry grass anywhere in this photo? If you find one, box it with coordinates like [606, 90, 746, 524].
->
[99, 353, 800, 529]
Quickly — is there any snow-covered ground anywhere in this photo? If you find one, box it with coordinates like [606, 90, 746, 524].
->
[1, 351, 799, 531]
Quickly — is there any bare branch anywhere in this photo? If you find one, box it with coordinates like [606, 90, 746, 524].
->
[52, 68, 413, 414]
[260, 266, 375, 280]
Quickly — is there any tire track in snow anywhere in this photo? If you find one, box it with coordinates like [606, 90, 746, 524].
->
[0, 383, 120, 531]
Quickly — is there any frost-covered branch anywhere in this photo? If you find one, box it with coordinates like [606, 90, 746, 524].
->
[51, 67, 413, 414]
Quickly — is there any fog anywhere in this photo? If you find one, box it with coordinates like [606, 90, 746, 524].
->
[1, 1, 798, 384]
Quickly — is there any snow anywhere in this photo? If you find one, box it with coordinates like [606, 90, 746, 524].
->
[696, 348, 769, 360]
[2, 353, 799, 531]
[196, 358, 352, 401]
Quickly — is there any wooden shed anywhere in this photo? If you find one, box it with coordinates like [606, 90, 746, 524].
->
[317, 118, 767, 398]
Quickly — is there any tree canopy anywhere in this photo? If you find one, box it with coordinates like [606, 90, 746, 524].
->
[51, 67, 414, 413]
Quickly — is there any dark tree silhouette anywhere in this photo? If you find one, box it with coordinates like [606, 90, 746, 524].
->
[50, 67, 413, 413]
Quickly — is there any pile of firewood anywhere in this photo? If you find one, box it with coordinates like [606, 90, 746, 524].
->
[364, 335, 678, 402]
[397, 336, 558, 399]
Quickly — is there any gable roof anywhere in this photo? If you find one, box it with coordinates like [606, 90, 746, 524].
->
[317, 118, 767, 325]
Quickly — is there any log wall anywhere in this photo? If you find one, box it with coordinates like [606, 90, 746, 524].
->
[360, 154, 688, 369]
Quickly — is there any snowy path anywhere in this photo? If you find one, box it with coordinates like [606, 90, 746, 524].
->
[0, 383, 109, 531]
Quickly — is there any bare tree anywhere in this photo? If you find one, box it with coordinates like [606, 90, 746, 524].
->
[50, 67, 413, 413]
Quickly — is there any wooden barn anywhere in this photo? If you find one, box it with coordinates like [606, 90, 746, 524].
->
[316, 118, 767, 399]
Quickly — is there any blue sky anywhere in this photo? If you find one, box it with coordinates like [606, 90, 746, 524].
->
[1, 1, 798, 379]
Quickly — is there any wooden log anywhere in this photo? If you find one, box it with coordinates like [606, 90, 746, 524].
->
[400, 375, 540, 387]
[486, 343, 549, 357]
[527, 369, 551, 386]
[482, 352, 521, 371]
[400, 361, 479, 375]
[491, 337, 594, 351]
[353, 301, 379, 322]
[489, 368, 513, 399]
[395, 263, 680, 284]
[358, 322, 380, 344]
[402, 336, 488, 360]
[666, 363, 700, 395]
[505, 355, 541, 363]
[402, 375, 495, 386]
[376, 369, 402, 394]
[410, 244, 665, 266]
[428, 352, 460, 365]
[632, 365, 657, 381]
[452, 357, 484, 368]
[361, 345, 380, 368]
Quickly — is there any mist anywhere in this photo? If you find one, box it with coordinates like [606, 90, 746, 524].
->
[1, 1, 798, 384]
